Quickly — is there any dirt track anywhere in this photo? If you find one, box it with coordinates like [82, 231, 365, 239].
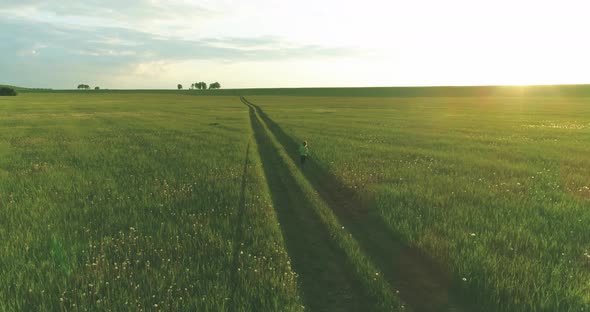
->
[242, 96, 470, 312]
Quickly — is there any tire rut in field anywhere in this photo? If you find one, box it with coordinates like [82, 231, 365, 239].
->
[243, 98, 376, 312]
[242, 97, 470, 312]
[230, 141, 250, 304]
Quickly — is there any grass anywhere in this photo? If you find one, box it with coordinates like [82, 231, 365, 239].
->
[3, 89, 590, 311]
[247, 99, 463, 311]
[244, 97, 405, 311]
[0, 93, 302, 311]
[249, 95, 590, 311]
[14, 84, 590, 97]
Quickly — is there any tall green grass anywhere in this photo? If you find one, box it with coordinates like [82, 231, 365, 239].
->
[246, 100, 405, 311]
[251, 95, 590, 311]
[5, 91, 589, 311]
[0, 93, 302, 311]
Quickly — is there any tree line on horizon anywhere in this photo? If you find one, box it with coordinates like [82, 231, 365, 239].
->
[177, 82, 221, 90]
[75, 82, 221, 91]
[0, 87, 17, 96]
[77, 84, 100, 90]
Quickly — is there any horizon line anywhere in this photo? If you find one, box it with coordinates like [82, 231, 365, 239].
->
[5, 83, 590, 91]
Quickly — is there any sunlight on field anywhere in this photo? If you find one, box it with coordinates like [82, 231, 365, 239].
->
[252, 95, 590, 311]
[525, 122, 589, 130]
[2, 91, 590, 311]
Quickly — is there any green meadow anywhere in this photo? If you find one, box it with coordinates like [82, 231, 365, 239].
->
[0, 94, 301, 311]
[249, 94, 590, 311]
[1, 89, 589, 311]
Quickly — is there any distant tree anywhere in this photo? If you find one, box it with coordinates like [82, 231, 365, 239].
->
[95, 86, 100, 90]
[209, 82, 221, 90]
[177, 84, 183, 90]
[0, 87, 17, 96]
[200, 82, 207, 90]
[77, 84, 90, 90]
[190, 83, 195, 90]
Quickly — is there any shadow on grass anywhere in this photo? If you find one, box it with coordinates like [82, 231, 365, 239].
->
[230, 141, 250, 302]
[242, 97, 469, 312]
[245, 103, 377, 311]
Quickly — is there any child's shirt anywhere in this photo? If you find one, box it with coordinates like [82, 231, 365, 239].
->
[299, 145, 309, 156]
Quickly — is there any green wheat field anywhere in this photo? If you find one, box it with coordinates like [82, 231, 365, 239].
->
[1, 88, 589, 311]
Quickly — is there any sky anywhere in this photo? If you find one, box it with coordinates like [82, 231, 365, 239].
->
[1, 0, 589, 89]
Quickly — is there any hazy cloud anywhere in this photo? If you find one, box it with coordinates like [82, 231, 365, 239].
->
[0, 16, 356, 88]
[0, 0, 216, 23]
[4, 0, 584, 88]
